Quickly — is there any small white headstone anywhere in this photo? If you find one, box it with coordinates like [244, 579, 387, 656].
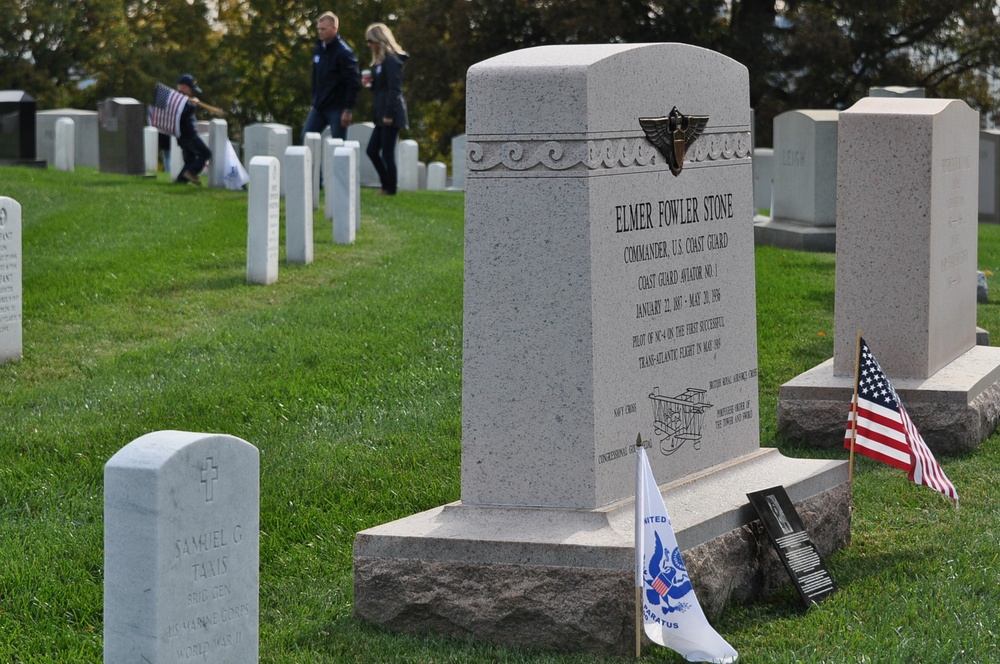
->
[0, 197, 22, 364]
[247, 156, 280, 285]
[427, 161, 447, 190]
[170, 135, 184, 182]
[304, 132, 322, 209]
[323, 138, 345, 221]
[398, 139, 420, 191]
[333, 146, 357, 245]
[55, 118, 76, 173]
[417, 162, 427, 190]
[285, 146, 314, 265]
[208, 120, 229, 188]
[347, 122, 381, 186]
[344, 140, 362, 231]
[451, 134, 466, 190]
[104, 430, 259, 663]
[143, 126, 158, 173]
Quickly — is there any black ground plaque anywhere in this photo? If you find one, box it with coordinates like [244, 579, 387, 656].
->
[747, 485, 836, 606]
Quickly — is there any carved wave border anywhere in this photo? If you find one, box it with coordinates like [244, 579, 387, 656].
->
[467, 132, 752, 174]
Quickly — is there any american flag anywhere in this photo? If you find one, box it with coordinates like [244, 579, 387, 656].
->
[147, 83, 187, 137]
[845, 338, 958, 505]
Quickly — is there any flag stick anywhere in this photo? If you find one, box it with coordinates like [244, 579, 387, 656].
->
[848, 330, 862, 487]
[634, 434, 645, 659]
[193, 99, 226, 117]
[635, 586, 642, 658]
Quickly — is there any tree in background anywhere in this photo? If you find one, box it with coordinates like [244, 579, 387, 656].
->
[4, 0, 1000, 160]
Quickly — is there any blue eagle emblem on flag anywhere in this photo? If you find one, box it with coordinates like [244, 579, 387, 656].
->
[645, 531, 694, 615]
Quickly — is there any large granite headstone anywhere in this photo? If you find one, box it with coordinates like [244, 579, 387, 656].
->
[778, 98, 1000, 452]
[104, 430, 259, 662]
[247, 157, 280, 285]
[98, 98, 146, 175]
[754, 110, 839, 251]
[0, 91, 44, 166]
[36, 109, 100, 167]
[0, 197, 22, 364]
[353, 43, 849, 656]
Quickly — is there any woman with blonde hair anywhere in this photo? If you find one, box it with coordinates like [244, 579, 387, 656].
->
[364, 22, 409, 195]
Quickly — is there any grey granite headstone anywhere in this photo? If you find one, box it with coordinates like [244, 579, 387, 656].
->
[104, 430, 259, 663]
[450, 134, 466, 190]
[332, 146, 357, 245]
[247, 156, 280, 285]
[0, 90, 41, 163]
[868, 86, 924, 98]
[0, 197, 22, 364]
[778, 98, 1000, 452]
[354, 43, 849, 656]
[754, 110, 838, 251]
[36, 109, 100, 167]
[55, 118, 76, 173]
[98, 97, 146, 175]
[752, 147, 773, 213]
[284, 146, 313, 264]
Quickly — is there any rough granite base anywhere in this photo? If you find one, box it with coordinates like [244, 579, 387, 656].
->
[354, 451, 850, 656]
[752, 218, 836, 252]
[778, 346, 1000, 452]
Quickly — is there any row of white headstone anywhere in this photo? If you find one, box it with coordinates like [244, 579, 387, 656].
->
[35, 110, 467, 191]
[246, 136, 364, 286]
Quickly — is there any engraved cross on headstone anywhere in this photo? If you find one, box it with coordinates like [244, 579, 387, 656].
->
[201, 457, 219, 502]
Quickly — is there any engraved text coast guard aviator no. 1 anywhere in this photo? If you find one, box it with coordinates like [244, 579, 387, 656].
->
[639, 106, 709, 176]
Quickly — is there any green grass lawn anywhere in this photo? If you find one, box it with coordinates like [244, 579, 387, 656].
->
[1, 166, 999, 662]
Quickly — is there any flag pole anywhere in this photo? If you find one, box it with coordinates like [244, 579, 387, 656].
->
[634, 434, 644, 659]
[848, 330, 862, 487]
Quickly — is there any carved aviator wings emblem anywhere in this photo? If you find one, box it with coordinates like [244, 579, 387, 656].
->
[639, 107, 709, 176]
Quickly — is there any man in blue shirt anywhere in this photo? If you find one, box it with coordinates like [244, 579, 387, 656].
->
[303, 12, 360, 141]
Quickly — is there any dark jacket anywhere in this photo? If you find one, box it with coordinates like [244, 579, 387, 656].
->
[371, 53, 409, 129]
[178, 99, 198, 138]
[311, 35, 360, 111]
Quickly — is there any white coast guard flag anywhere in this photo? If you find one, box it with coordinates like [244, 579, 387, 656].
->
[636, 446, 738, 663]
[221, 139, 249, 190]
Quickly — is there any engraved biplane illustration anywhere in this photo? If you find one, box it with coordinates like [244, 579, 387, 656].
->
[648, 386, 712, 455]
